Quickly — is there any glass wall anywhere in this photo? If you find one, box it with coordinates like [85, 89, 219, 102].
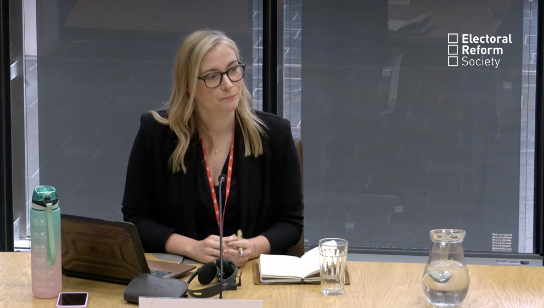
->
[7, 0, 542, 257]
[10, 0, 260, 240]
[290, 0, 539, 254]
[284, 0, 302, 139]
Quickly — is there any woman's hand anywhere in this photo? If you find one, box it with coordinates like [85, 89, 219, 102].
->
[188, 235, 230, 264]
[165, 233, 268, 267]
[223, 234, 253, 267]
[165, 233, 228, 264]
[189, 234, 253, 267]
[188, 234, 253, 267]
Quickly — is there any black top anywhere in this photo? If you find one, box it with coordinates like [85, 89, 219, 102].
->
[194, 148, 239, 238]
[121, 110, 304, 254]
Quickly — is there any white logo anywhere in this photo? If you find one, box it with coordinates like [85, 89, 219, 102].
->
[448, 33, 511, 68]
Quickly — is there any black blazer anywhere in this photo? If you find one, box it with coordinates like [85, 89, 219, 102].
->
[122, 110, 304, 254]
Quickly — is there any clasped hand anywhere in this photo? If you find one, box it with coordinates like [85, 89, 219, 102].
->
[194, 234, 253, 267]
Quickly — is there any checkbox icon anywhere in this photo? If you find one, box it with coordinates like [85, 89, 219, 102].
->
[448, 56, 458, 66]
[448, 45, 458, 55]
[448, 33, 458, 44]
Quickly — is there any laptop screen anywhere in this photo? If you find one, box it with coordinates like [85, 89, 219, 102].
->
[61, 214, 151, 284]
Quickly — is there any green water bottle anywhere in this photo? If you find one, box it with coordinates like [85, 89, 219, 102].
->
[30, 185, 62, 298]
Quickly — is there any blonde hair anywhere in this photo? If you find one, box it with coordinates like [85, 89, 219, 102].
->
[151, 30, 266, 173]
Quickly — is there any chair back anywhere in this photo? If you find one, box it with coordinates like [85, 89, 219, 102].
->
[288, 138, 305, 257]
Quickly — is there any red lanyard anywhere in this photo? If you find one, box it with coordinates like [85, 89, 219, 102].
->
[199, 132, 235, 232]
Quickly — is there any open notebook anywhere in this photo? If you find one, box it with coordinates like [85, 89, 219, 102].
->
[60, 214, 195, 284]
[259, 246, 321, 284]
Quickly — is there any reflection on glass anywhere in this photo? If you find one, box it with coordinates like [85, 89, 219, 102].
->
[297, 0, 537, 253]
[31, 1, 258, 225]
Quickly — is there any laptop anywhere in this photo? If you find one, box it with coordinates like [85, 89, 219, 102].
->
[61, 214, 195, 284]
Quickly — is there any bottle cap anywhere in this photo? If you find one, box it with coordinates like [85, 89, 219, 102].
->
[32, 185, 59, 210]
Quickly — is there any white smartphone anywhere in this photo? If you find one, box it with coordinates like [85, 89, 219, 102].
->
[56, 292, 89, 308]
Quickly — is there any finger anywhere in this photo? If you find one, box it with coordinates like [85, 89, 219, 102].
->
[225, 248, 247, 259]
[223, 248, 234, 258]
[209, 247, 221, 257]
[210, 239, 227, 250]
[208, 241, 219, 250]
[227, 247, 243, 256]
[226, 239, 240, 249]
[223, 234, 238, 243]
[204, 236, 220, 249]
[208, 235, 221, 242]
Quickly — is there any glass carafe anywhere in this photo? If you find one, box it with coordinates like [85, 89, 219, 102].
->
[422, 229, 470, 307]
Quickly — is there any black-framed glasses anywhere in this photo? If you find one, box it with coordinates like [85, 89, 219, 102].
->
[197, 63, 246, 89]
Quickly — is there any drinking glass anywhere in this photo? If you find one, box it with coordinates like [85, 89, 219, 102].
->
[318, 238, 348, 295]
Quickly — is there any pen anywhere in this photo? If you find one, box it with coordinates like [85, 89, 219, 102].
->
[237, 229, 244, 256]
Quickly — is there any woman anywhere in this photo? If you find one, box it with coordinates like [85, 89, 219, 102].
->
[121, 30, 303, 267]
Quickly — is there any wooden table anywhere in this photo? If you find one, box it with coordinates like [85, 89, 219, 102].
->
[2, 252, 544, 307]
